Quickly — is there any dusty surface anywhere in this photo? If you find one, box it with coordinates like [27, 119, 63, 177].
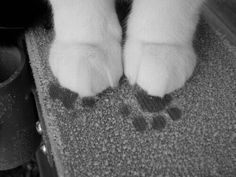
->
[26, 20, 236, 177]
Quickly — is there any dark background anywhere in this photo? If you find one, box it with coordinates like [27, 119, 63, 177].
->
[0, 0, 52, 47]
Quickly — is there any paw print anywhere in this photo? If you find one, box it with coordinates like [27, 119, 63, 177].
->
[119, 90, 182, 133]
[48, 83, 78, 109]
[49, 83, 101, 109]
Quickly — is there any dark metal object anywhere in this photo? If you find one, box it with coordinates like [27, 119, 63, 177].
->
[36, 148, 58, 177]
[33, 88, 59, 177]
[0, 45, 41, 170]
[32, 88, 55, 167]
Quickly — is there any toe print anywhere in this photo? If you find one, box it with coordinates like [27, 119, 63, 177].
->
[132, 116, 148, 132]
[82, 97, 96, 108]
[152, 116, 166, 131]
[162, 94, 173, 106]
[167, 107, 182, 121]
[135, 91, 172, 113]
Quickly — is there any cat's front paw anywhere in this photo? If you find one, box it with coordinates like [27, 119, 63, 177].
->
[49, 41, 123, 97]
[124, 41, 196, 97]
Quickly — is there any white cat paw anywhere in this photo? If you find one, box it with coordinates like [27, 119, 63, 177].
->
[49, 41, 123, 97]
[124, 41, 196, 97]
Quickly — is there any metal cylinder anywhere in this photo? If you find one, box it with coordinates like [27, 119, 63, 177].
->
[0, 46, 41, 170]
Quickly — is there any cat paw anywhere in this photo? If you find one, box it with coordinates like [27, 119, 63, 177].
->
[49, 41, 123, 97]
[124, 41, 196, 97]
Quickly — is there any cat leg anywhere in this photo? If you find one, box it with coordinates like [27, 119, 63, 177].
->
[124, 0, 205, 97]
[49, 0, 122, 97]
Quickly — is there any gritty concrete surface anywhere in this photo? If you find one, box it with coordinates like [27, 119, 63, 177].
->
[26, 20, 236, 177]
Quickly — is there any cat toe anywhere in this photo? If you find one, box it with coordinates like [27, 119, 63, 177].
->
[124, 42, 196, 97]
[49, 41, 122, 97]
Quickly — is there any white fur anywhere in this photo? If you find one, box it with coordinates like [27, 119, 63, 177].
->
[124, 0, 205, 97]
[49, 0, 122, 97]
[49, 0, 205, 97]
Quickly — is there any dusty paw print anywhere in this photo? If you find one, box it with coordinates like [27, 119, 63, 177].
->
[81, 97, 97, 108]
[49, 83, 78, 109]
[118, 103, 148, 132]
[152, 115, 166, 131]
[135, 91, 172, 113]
[135, 90, 182, 132]
[166, 107, 182, 121]
[132, 116, 148, 132]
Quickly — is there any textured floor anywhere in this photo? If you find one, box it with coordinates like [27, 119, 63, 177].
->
[26, 20, 236, 177]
